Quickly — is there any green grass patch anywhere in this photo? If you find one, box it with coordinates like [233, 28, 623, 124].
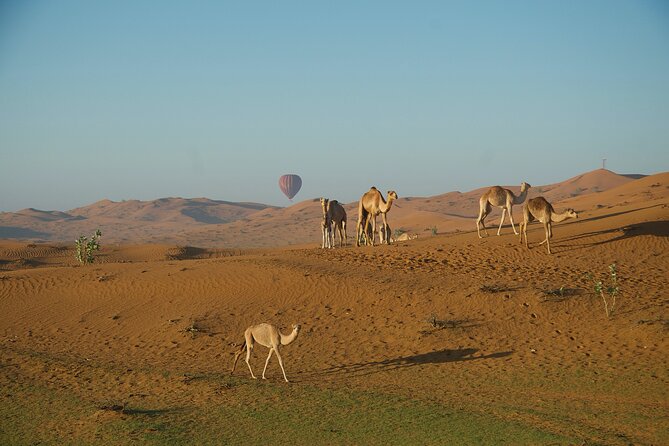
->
[1, 375, 576, 446]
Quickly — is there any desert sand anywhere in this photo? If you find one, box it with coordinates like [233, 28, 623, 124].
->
[1, 170, 667, 444]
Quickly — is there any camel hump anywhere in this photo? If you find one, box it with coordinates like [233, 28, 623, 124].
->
[330, 200, 339, 205]
[370, 186, 378, 190]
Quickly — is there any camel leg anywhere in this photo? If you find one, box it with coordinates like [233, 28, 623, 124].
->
[342, 221, 347, 246]
[367, 217, 374, 245]
[537, 222, 550, 253]
[381, 214, 390, 244]
[539, 222, 551, 245]
[540, 222, 553, 254]
[362, 214, 373, 246]
[497, 208, 507, 236]
[546, 222, 552, 254]
[476, 208, 486, 238]
[508, 206, 518, 235]
[262, 348, 274, 379]
[370, 216, 377, 246]
[231, 342, 245, 374]
[274, 348, 289, 382]
[329, 223, 333, 248]
[244, 344, 257, 379]
[356, 218, 364, 247]
[355, 222, 360, 247]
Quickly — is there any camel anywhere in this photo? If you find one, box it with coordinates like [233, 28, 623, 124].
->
[321, 214, 332, 249]
[356, 208, 372, 245]
[321, 197, 347, 247]
[394, 232, 418, 242]
[320, 198, 333, 249]
[379, 222, 391, 244]
[476, 182, 531, 238]
[519, 197, 578, 254]
[231, 323, 300, 382]
[356, 187, 398, 246]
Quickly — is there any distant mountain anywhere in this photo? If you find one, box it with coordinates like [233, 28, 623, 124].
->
[0, 198, 277, 245]
[15, 208, 84, 222]
[0, 169, 660, 248]
[68, 198, 272, 224]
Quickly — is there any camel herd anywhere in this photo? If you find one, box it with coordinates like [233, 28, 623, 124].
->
[318, 182, 578, 254]
[231, 182, 579, 382]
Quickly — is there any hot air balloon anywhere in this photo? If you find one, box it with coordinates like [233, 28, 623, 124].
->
[278, 174, 302, 200]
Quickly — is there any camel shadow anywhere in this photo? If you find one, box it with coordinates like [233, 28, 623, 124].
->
[320, 348, 513, 378]
[574, 204, 664, 226]
[559, 220, 668, 252]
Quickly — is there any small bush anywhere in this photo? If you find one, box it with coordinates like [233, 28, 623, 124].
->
[75, 229, 102, 264]
[589, 264, 619, 318]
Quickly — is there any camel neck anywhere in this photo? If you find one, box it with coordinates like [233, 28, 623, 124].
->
[382, 197, 394, 212]
[280, 329, 298, 346]
[512, 188, 528, 205]
[552, 211, 571, 223]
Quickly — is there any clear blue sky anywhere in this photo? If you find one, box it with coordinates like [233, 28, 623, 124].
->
[1, 1, 668, 211]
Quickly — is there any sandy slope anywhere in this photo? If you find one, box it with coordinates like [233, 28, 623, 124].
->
[0, 172, 667, 443]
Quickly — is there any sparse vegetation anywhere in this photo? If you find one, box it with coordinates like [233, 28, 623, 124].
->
[480, 284, 518, 294]
[589, 264, 620, 318]
[541, 286, 581, 302]
[75, 229, 102, 264]
[393, 228, 406, 239]
[543, 286, 579, 298]
[430, 226, 438, 236]
[428, 314, 449, 329]
[183, 320, 205, 338]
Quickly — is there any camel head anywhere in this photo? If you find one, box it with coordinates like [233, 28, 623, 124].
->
[292, 324, 301, 334]
[387, 191, 398, 201]
[320, 197, 329, 213]
[565, 208, 578, 219]
[520, 182, 531, 192]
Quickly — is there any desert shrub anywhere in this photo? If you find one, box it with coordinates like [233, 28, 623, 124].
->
[589, 264, 619, 318]
[431, 226, 438, 236]
[393, 228, 406, 239]
[75, 229, 102, 264]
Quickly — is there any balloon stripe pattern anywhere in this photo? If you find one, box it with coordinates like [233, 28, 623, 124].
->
[278, 174, 302, 200]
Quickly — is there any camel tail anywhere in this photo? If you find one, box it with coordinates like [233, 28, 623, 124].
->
[230, 339, 246, 375]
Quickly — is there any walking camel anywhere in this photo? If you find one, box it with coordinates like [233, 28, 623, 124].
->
[519, 197, 578, 254]
[231, 323, 300, 382]
[321, 197, 347, 247]
[476, 182, 531, 238]
[356, 187, 398, 246]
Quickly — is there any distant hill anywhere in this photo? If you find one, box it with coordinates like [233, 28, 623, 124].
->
[0, 169, 661, 248]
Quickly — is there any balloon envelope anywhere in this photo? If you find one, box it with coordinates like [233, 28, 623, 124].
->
[278, 174, 302, 200]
